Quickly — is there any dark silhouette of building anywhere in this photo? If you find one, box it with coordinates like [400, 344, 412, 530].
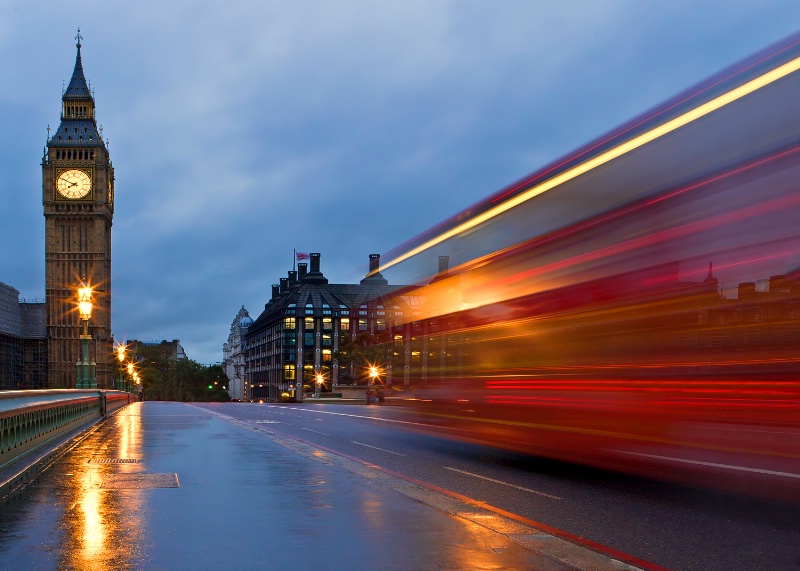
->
[0, 282, 47, 389]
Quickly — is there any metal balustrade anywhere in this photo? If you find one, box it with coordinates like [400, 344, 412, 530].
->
[0, 390, 132, 474]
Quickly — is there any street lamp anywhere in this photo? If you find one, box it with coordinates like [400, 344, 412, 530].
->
[127, 361, 135, 393]
[367, 365, 385, 404]
[315, 371, 324, 397]
[116, 343, 126, 391]
[76, 282, 96, 389]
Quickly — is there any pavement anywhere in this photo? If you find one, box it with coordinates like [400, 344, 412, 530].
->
[0, 401, 646, 571]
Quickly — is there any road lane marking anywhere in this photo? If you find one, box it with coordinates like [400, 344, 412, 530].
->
[196, 404, 660, 570]
[264, 404, 448, 429]
[443, 467, 562, 500]
[351, 441, 406, 456]
[302, 428, 329, 436]
[614, 450, 800, 479]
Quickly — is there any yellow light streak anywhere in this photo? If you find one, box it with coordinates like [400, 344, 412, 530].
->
[379, 55, 800, 274]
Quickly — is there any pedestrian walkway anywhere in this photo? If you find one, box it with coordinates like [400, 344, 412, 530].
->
[0, 402, 636, 570]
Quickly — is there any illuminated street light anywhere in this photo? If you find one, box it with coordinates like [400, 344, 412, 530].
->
[315, 371, 324, 397]
[115, 342, 126, 391]
[127, 361, 136, 394]
[367, 365, 385, 405]
[76, 281, 96, 389]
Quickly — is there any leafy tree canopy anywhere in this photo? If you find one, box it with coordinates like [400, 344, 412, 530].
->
[130, 346, 230, 402]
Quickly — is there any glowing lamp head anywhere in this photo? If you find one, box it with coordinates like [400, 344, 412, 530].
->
[315, 373, 324, 385]
[116, 344, 126, 363]
[77, 284, 93, 320]
[78, 300, 92, 320]
[369, 366, 379, 379]
[127, 362, 134, 375]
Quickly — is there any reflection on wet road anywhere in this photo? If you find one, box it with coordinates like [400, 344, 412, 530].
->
[0, 402, 576, 570]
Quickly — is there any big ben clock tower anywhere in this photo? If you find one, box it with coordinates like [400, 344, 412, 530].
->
[43, 31, 114, 388]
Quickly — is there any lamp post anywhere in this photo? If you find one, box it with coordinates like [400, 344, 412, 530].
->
[315, 371, 324, 397]
[368, 365, 381, 404]
[127, 362, 135, 394]
[76, 282, 96, 389]
[116, 343, 126, 391]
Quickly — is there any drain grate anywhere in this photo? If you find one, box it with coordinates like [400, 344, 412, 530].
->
[100, 473, 179, 489]
[88, 458, 139, 464]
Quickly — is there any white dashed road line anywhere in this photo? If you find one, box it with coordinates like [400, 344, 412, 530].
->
[443, 467, 562, 500]
[301, 428, 329, 436]
[351, 441, 406, 456]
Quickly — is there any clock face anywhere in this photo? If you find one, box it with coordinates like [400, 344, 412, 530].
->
[56, 169, 92, 199]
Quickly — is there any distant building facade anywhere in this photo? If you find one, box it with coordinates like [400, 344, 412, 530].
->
[243, 253, 408, 402]
[0, 282, 47, 389]
[239, 251, 800, 402]
[222, 306, 251, 400]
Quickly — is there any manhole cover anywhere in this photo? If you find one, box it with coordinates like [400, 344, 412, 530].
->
[100, 473, 179, 489]
[88, 458, 139, 464]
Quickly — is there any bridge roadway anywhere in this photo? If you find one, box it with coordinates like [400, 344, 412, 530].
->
[0, 401, 652, 571]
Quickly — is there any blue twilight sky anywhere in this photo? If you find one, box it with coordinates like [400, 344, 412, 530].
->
[0, 1, 798, 365]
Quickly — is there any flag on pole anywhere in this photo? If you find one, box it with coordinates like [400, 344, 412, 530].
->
[296, 251, 309, 261]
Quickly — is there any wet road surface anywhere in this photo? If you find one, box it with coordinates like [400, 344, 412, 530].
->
[0, 402, 587, 571]
[198, 401, 800, 571]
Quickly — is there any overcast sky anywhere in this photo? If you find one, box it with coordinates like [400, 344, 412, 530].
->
[1, 1, 798, 364]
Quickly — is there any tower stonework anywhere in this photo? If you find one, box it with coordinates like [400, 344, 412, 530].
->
[43, 34, 114, 388]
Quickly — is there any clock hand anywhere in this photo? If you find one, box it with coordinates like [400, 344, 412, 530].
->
[68, 181, 78, 187]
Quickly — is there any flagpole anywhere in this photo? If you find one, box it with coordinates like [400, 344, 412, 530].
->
[293, 249, 296, 272]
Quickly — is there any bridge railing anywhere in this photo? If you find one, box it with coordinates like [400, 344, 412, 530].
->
[0, 390, 133, 475]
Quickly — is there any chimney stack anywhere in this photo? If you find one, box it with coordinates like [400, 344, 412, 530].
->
[271, 284, 279, 299]
[279, 277, 289, 293]
[769, 275, 789, 294]
[738, 282, 756, 300]
[304, 252, 328, 283]
[360, 253, 389, 285]
[288, 271, 297, 287]
[298, 263, 308, 281]
[310, 253, 321, 273]
[369, 254, 380, 274]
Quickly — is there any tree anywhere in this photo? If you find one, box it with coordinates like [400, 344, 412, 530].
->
[334, 331, 392, 385]
[203, 364, 230, 402]
[130, 345, 230, 402]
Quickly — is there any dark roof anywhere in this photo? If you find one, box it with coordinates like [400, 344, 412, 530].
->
[48, 41, 106, 150]
[63, 44, 91, 100]
[249, 280, 407, 332]
[48, 120, 104, 148]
